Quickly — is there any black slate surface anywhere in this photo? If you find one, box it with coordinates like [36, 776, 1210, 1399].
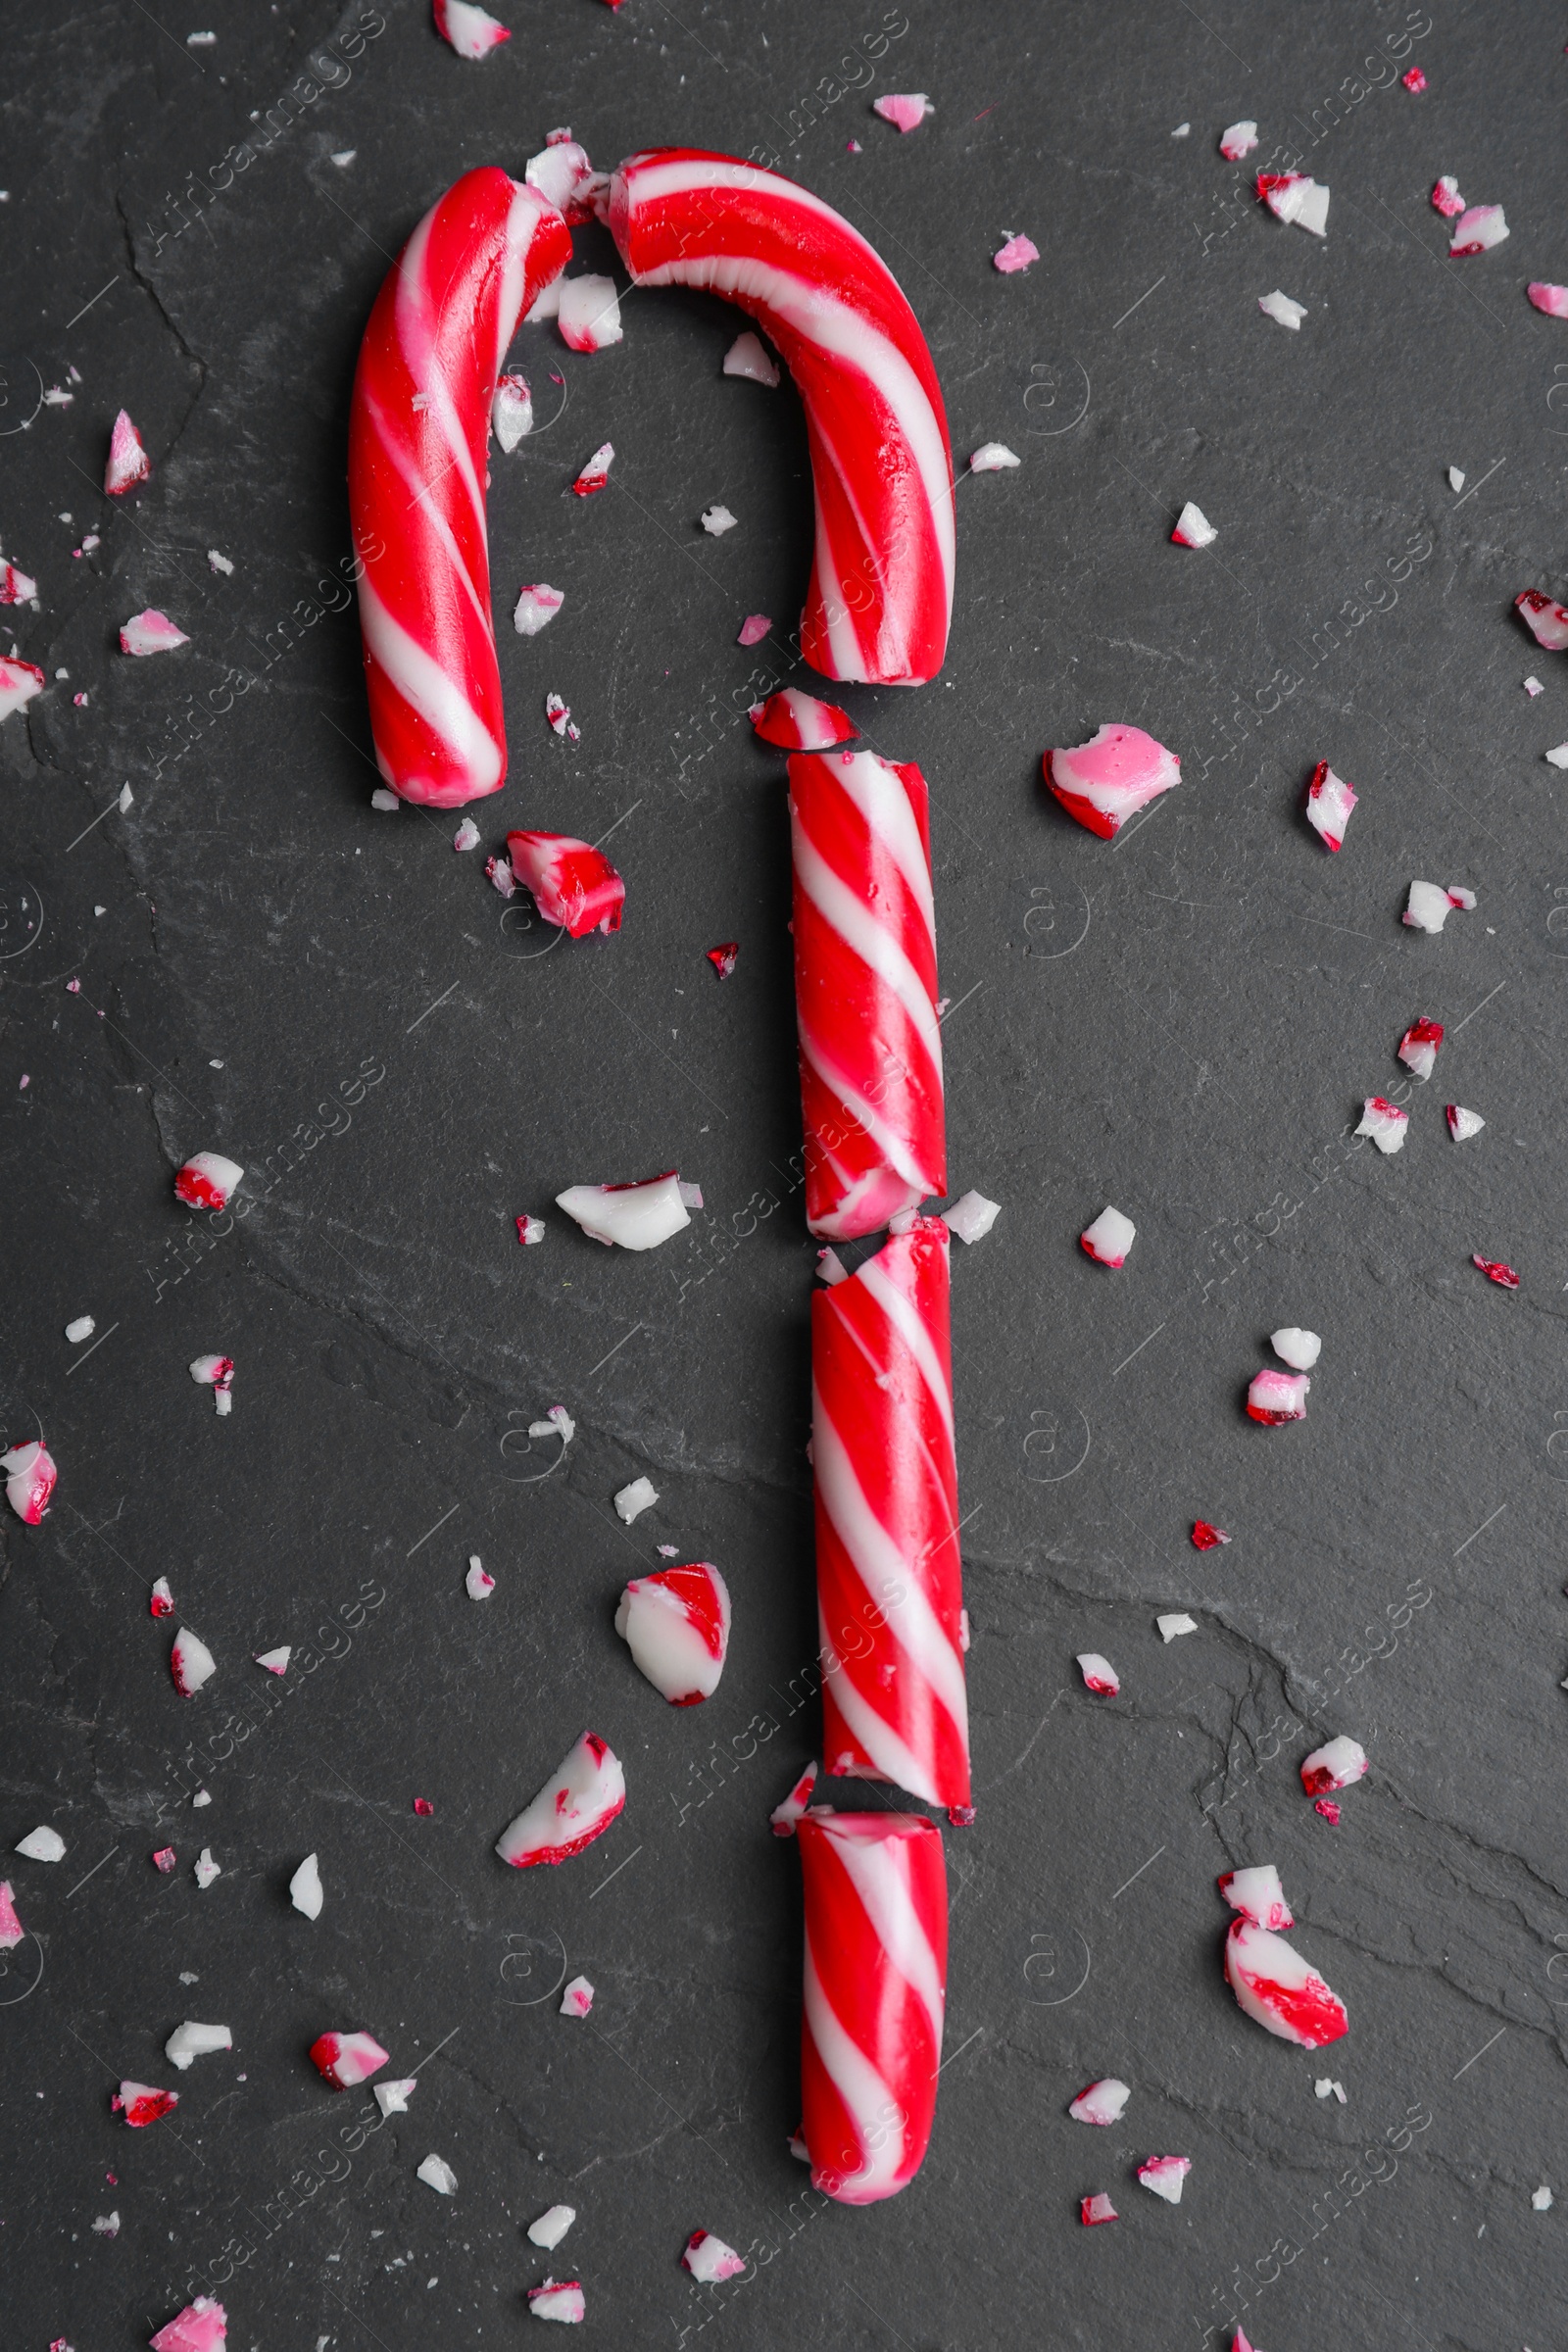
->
[3, 4, 1567, 2346]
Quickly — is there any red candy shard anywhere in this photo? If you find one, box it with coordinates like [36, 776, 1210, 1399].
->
[572, 439, 614, 495]
[1247, 1369, 1308, 1425]
[1299, 1735, 1367, 1794]
[114, 2081, 180, 2126]
[495, 1731, 625, 1867]
[170, 1627, 216, 1696]
[682, 2229, 747, 2282]
[798, 1811, 948, 2204]
[608, 149, 955, 686]
[413, 1797, 434, 1815]
[1431, 174, 1464, 219]
[150, 1577, 174, 1616]
[1224, 1917, 1348, 2047]
[1472, 1253, 1520, 1289]
[310, 2030, 390, 2089]
[105, 409, 151, 496]
[1515, 589, 1568, 651]
[432, 0, 511, 60]
[1218, 1865, 1293, 1932]
[3, 1438, 57, 1524]
[152, 1847, 177, 1874]
[0, 1879, 24, 1949]
[1528, 282, 1568, 319]
[148, 2300, 226, 2352]
[1402, 66, 1426, 90]
[174, 1152, 243, 1210]
[706, 941, 739, 977]
[615, 1563, 731, 1704]
[1303, 759, 1357, 851]
[0, 656, 47, 721]
[769, 1763, 818, 1837]
[0, 559, 38, 604]
[1076, 1651, 1119, 1696]
[1314, 1797, 1341, 1824]
[1191, 1520, 1230, 1550]
[1046, 723, 1180, 841]
[1080, 2192, 1117, 2225]
[506, 831, 624, 937]
[752, 686, 857, 750]
[1397, 1016, 1444, 1080]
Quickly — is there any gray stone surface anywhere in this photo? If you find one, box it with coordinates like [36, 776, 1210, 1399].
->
[2, 4, 1565, 2346]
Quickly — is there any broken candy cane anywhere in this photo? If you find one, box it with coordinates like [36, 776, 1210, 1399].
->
[682, 2230, 747, 2282]
[310, 2030, 390, 2089]
[1447, 1104, 1485, 1142]
[1191, 1520, 1230, 1549]
[1138, 2156, 1191, 2203]
[1217, 1864, 1294, 1931]
[1397, 1016, 1444, 1080]
[1080, 2193, 1117, 2225]
[1449, 204, 1507, 256]
[753, 686, 858, 750]
[506, 831, 624, 937]
[812, 1216, 970, 1811]
[770, 1762, 818, 1836]
[174, 1152, 243, 1210]
[1528, 282, 1568, 320]
[608, 150, 955, 686]
[1356, 1096, 1408, 1154]
[1300, 1736, 1367, 1793]
[3, 1438, 57, 1524]
[527, 2279, 584, 2323]
[495, 1732, 625, 1866]
[1077, 1652, 1119, 1696]
[1473, 1253, 1520, 1288]
[1247, 1369, 1308, 1425]
[1080, 1206, 1135, 1267]
[789, 750, 946, 1238]
[798, 1810, 947, 2204]
[1515, 588, 1568, 651]
[149, 2300, 226, 2352]
[1045, 723, 1180, 841]
[190, 1354, 234, 1415]
[1068, 2078, 1129, 2126]
[347, 170, 571, 806]
[1303, 760, 1357, 851]
[615, 1562, 731, 1703]
[556, 1171, 689, 1250]
[1224, 1916, 1348, 2047]
[113, 2082, 179, 2126]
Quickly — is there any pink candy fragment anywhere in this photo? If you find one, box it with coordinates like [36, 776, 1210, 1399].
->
[873, 93, 933, 132]
[174, 1152, 243, 1210]
[514, 583, 564, 637]
[0, 559, 37, 604]
[515, 1214, 546, 1245]
[1080, 1205, 1136, 1267]
[1430, 175, 1464, 219]
[1046, 722, 1180, 840]
[150, 1577, 174, 1617]
[527, 2280, 584, 2324]
[1069, 2078, 1129, 2127]
[1314, 1798, 1341, 1825]
[616, 1562, 731, 1704]
[769, 1763, 818, 1836]
[432, 0, 510, 59]
[1191, 1520, 1230, 1550]
[120, 609, 189, 657]
[572, 441, 613, 495]
[0, 1880, 24, 1949]
[560, 1975, 595, 2018]
[1219, 121, 1258, 161]
[1224, 1916, 1348, 2047]
[1528, 282, 1568, 320]
[414, 1797, 434, 1815]
[1356, 1096, 1408, 1154]
[1396, 1016, 1444, 1081]
[1076, 1651, 1119, 1696]
[114, 2081, 179, 2127]
[170, 1627, 217, 1697]
[544, 691, 579, 743]
[1256, 172, 1330, 236]
[507, 832, 624, 938]
[1218, 1865, 1294, 1932]
[105, 410, 151, 496]
[751, 686, 857, 751]
[148, 2301, 226, 2352]
[1080, 2193, 1117, 2226]
[1247, 1369, 1308, 1426]
[0, 657, 46, 721]
[1299, 1736, 1367, 1795]
[496, 1731, 625, 1867]
[682, 2229, 747, 2282]
[1472, 1253, 1520, 1289]
[1515, 588, 1568, 651]
[3, 1438, 57, 1524]
[1402, 66, 1426, 91]
[706, 941, 739, 978]
[310, 2030, 390, 2089]
[1446, 1103, 1485, 1142]
[737, 612, 772, 647]
[190, 1354, 234, 1416]
[1449, 204, 1508, 256]
[1303, 759, 1357, 851]
[557, 1171, 688, 1250]
[153, 1846, 177, 1873]
[994, 234, 1040, 273]
[1138, 2155, 1191, 2204]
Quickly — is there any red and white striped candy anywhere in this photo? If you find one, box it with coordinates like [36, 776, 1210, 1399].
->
[608, 150, 956, 687]
[1046, 723, 1180, 841]
[175, 1152, 243, 1210]
[310, 2030, 389, 2089]
[615, 1563, 731, 1703]
[812, 1216, 970, 1812]
[348, 170, 571, 807]
[1224, 1917, 1348, 2047]
[149, 2299, 226, 2352]
[798, 1811, 947, 2204]
[752, 687, 857, 751]
[506, 831, 624, 937]
[790, 750, 946, 1240]
[113, 2081, 179, 2127]
[496, 1732, 625, 1867]
[3, 1438, 56, 1524]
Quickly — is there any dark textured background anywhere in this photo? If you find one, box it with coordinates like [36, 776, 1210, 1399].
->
[3, 3, 1567, 2346]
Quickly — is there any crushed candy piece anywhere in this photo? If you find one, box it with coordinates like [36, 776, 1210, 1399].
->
[171, 1627, 217, 1696]
[616, 1562, 731, 1703]
[105, 410, 150, 495]
[253, 1645, 288, 1676]
[1080, 2193, 1117, 2226]
[152, 1846, 177, 1873]
[1472, 1253, 1520, 1289]
[290, 1854, 323, 1918]
[769, 1763, 818, 1836]
[1077, 1651, 1119, 1696]
[1515, 588, 1568, 651]
[1447, 466, 1465, 492]
[150, 1577, 174, 1616]
[1356, 1096, 1408, 1154]
[149, 2299, 226, 2352]
[1303, 760, 1357, 850]
[558, 1173, 687, 1251]
[432, 0, 510, 60]
[1157, 1613, 1197, 1642]
[722, 330, 781, 386]
[560, 1975, 595, 2017]
[1224, 1918, 1348, 2047]
[613, 1474, 660, 1522]
[1171, 500, 1216, 548]
[311, 2030, 390, 2089]
[508, 833, 624, 937]
[120, 609, 189, 658]
[413, 1797, 433, 1815]
[1532, 2184, 1553, 2212]
[208, 549, 234, 574]
[417, 2152, 459, 2194]
[0, 657, 46, 721]
[1300, 1736, 1367, 1794]
[1080, 1205, 1136, 1267]
[1191, 1520, 1230, 1549]
[1314, 1797, 1341, 1823]
[493, 372, 533, 451]
[165, 2021, 231, 2070]
[1402, 66, 1426, 91]
[65, 1314, 95, 1343]
[557, 274, 622, 353]
[495, 1731, 625, 1867]
[1138, 2156, 1191, 2204]
[190, 1354, 234, 1415]
[683, 2230, 747, 2282]
[192, 1847, 220, 1889]
[1314, 2078, 1347, 2103]
[1397, 1016, 1444, 1081]
[374, 2077, 416, 2115]
[1046, 722, 1180, 840]
[1219, 121, 1258, 161]
[466, 1555, 495, 1598]
[1446, 1104, 1485, 1142]
[528, 2204, 576, 2249]
[701, 505, 738, 535]
[1247, 1369, 1309, 1425]
[872, 93, 933, 132]
[751, 686, 857, 749]
[993, 233, 1039, 273]
[453, 816, 480, 853]
[1258, 288, 1306, 329]
[514, 583, 564, 637]
[1528, 282, 1568, 319]
[1218, 1864, 1294, 1932]
[944, 1190, 1001, 1245]
[1403, 878, 1473, 932]
[515, 1214, 546, 1244]
[969, 442, 1021, 472]
[16, 1825, 66, 1862]
[544, 691, 578, 742]
[1256, 172, 1330, 236]
[1069, 2079, 1129, 2127]
[114, 2082, 179, 2127]
[1430, 174, 1464, 219]
[1270, 1327, 1321, 1370]
[571, 441, 613, 495]
[1449, 205, 1507, 257]
[174, 1152, 243, 1210]
[0, 559, 38, 604]
[487, 853, 516, 898]
[523, 139, 608, 225]
[526, 2278, 584, 2323]
[1525, 675, 1544, 696]
[737, 612, 772, 647]
[3, 1438, 57, 1524]
[707, 941, 739, 977]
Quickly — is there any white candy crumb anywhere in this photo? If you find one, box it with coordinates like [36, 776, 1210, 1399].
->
[1532, 2184, 1553, 2212]
[944, 1191, 1001, 1245]
[290, 1853, 323, 1919]
[1157, 1613, 1198, 1642]
[466, 1556, 495, 1599]
[722, 331, 781, 387]
[528, 2204, 576, 2250]
[1172, 501, 1217, 547]
[375, 2077, 416, 2115]
[193, 1847, 221, 1889]
[1258, 289, 1306, 330]
[65, 1315, 95, 1343]
[1270, 1326, 1322, 1370]
[370, 788, 400, 812]
[1447, 467, 1465, 492]
[16, 1827, 66, 1863]
[416, 2154, 458, 2195]
[453, 817, 480, 852]
[969, 443, 1021, 472]
[614, 1476, 659, 1524]
[1314, 2078, 1348, 2103]
[701, 505, 738, 535]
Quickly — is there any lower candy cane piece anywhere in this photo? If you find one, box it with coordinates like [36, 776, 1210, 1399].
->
[798, 1811, 947, 2204]
[348, 170, 571, 807]
[607, 150, 955, 686]
[790, 751, 946, 1240]
[813, 1215, 971, 1811]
